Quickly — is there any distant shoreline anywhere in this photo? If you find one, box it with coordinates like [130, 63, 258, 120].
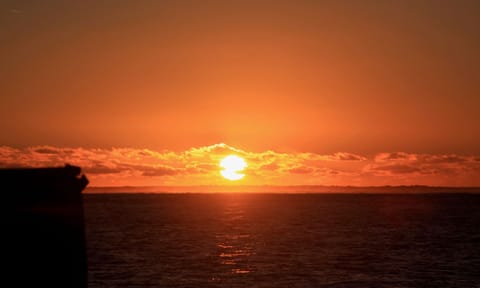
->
[84, 185, 480, 194]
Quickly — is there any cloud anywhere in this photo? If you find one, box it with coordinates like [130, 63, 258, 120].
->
[374, 152, 417, 162]
[84, 165, 124, 175]
[33, 147, 61, 154]
[287, 166, 315, 174]
[259, 162, 279, 171]
[140, 166, 182, 177]
[331, 152, 367, 161]
[370, 164, 423, 174]
[0, 145, 479, 186]
[366, 152, 480, 184]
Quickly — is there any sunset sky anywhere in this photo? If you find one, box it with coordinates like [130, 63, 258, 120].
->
[1, 1, 479, 187]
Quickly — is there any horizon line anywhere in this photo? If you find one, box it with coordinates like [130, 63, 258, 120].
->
[86, 184, 480, 188]
[84, 185, 480, 193]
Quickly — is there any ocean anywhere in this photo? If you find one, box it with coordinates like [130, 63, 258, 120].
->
[84, 194, 480, 287]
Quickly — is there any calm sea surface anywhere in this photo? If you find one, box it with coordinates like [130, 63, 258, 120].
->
[84, 194, 480, 287]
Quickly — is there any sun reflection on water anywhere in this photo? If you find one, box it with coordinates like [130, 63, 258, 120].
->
[216, 200, 255, 275]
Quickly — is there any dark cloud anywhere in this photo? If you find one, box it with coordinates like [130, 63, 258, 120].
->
[333, 153, 366, 161]
[141, 166, 181, 177]
[419, 154, 468, 164]
[372, 164, 422, 174]
[368, 152, 480, 178]
[34, 148, 60, 154]
[84, 165, 124, 175]
[375, 152, 413, 161]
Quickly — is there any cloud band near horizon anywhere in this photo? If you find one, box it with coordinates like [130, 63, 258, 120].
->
[1, 144, 479, 187]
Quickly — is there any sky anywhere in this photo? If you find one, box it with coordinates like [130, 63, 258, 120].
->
[1, 1, 479, 187]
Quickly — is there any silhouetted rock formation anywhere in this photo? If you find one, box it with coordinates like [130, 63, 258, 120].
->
[2, 165, 88, 288]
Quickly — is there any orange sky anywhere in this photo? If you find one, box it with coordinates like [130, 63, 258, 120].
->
[1, 1, 479, 187]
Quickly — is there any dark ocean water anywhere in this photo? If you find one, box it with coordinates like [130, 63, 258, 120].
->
[84, 194, 480, 287]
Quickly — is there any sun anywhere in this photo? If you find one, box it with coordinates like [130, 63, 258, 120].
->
[219, 155, 247, 181]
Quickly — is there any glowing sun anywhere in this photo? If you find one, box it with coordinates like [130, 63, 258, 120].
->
[219, 155, 247, 181]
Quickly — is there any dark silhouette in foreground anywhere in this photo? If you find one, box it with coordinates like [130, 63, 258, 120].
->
[2, 165, 88, 288]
